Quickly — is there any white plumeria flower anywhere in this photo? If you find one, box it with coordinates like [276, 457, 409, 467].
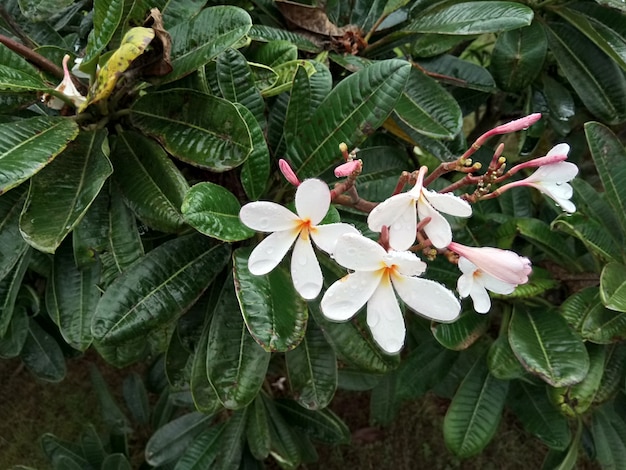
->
[368, 166, 472, 250]
[239, 179, 358, 300]
[499, 143, 578, 213]
[321, 233, 461, 354]
[456, 257, 517, 313]
[449, 242, 531, 313]
[42, 54, 86, 109]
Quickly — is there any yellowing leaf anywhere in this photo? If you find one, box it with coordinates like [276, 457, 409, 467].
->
[80, 27, 155, 111]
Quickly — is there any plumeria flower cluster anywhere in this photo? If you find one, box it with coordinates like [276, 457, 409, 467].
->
[239, 113, 579, 354]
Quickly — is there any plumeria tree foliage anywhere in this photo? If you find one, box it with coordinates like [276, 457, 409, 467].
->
[1, 0, 626, 468]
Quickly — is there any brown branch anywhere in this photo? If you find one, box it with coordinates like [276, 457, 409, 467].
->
[0, 5, 35, 49]
[0, 33, 64, 80]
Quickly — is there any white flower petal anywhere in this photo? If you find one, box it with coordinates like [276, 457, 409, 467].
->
[424, 189, 472, 217]
[469, 283, 492, 313]
[457, 256, 477, 275]
[392, 275, 460, 322]
[248, 229, 297, 275]
[387, 202, 418, 251]
[457, 273, 473, 298]
[367, 277, 405, 354]
[383, 250, 426, 277]
[291, 234, 323, 299]
[333, 233, 386, 271]
[295, 179, 330, 225]
[417, 199, 452, 249]
[321, 270, 382, 321]
[546, 143, 570, 158]
[526, 161, 578, 184]
[240, 202, 300, 232]
[367, 193, 415, 232]
[310, 223, 359, 254]
[480, 272, 516, 295]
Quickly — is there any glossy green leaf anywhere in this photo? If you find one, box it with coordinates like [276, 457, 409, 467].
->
[18, 0, 73, 21]
[246, 395, 271, 460]
[253, 40, 298, 67]
[585, 122, 626, 233]
[418, 54, 496, 92]
[509, 306, 589, 387]
[395, 67, 462, 139]
[491, 21, 546, 92]
[487, 331, 527, 380]
[182, 183, 254, 242]
[0, 116, 79, 194]
[174, 424, 224, 470]
[443, 353, 508, 458]
[310, 301, 400, 373]
[81, 424, 106, 468]
[20, 318, 66, 382]
[207, 274, 270, 409]
[555, 6, 626, 72]
[217, 48, 266, 126]
[165, 6, 252, 83]
[92, 234, 230, 345]
[370, 371, 401, 426]
[601, 263, 626, 313]
[71, 188, 109, 268]
[89, 364, 130, 433]
[0, 249, 29, 338]
[248, 25, 321, 53]
[412, 34, 467, 58]
[155, 0, 206, 28]
[130, 90, 253, 172]
[545, 22, 626, 124]
[552, 213, 621, 263]
[0, 306, 28, 358]
[592, 406, 626, 469]
[46, 242, 100, 351]
[107, 187, 144, 272]
[40, 433, 88, 468]
[572, 178, 623, 245]
[19, 129, 112, 253]
[337, 369, 382, 391]
[595, 343, 626, 404]
[517, 218, 580, 268]
[146, 412, 213, 466]
[101, 454, 131, 470]
[285, 321, 337, 410]
[237, 103, 271, 201]
[190, 307, 223, 414]
[432, 311, 489, 351]
[0, 43, 47, 91]
[262, 396, 301, 469]
[0, 188, 27, 281]
[288, 59, 411, 178]
[112, 131, 188, 233]
[508, 381, 571, 450]
[123, 373, 150, 425]
[81, 0, 124, 69]
[233, 247, 308, 352]
[405, 2, 533, 35]
[215, 408, 248, 469]
[275, 399, 350, 444]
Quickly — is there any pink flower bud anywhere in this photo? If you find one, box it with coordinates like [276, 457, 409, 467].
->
[334, 160, 361, 177]
[278, 159, 300, 186]
[475, 113, 542, 146]
[507, 143, 570, 175]
[448, 242, 531, 285]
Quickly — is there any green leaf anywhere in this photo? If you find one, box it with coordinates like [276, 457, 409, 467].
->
[248, 25, 321, 53]
[554, 6, 626, 72]
[72, 187, 110, 268]
[182, 183, 254, 242]
[156, 0, 206, 28]
[19, 129, 112, 253]
[595, 343, 626, 404]
[0, 188, 27, 281]
[165, 6, 252, 83]
[405, 2, 533, 34]
[0, 249, 30, 338]
[20, 318, 66, 382]
[310, 301, 400, 373]
[0, 43, 47, 91]
[207, 275, 270, 409]
[572, 178, 623, 246]
[217, 48, 266, 126]
[214, 408, 248, 470]
[418, 54, 496, 92]
[246, 395, 271, 460]
[545, 22, 626, 124]
[491, 21, 546, 92]
[262, 396, 301, 469]
[81, 0, 125, 69]
[394, 67, 462, 139]
[123, 373, 150, 425]
[232, 247, 308, 352]
[91, 234, 230, 345]
[46, 242, 100, 351]
[81, 424, 106, 468]
[585, 121, 626, 233]
[0, 306, 28, 358]
[601, 263, 626, 312]
[253, 40, 298, 67]
[0, 116, 79, 194]
[112, 131, 188, 233]
[432, 311, 490, 350]
[40, 434, 88, 469]
[508, 381, 571, 450]
[101, 454, 132, 470]
[237, 103, 270, 201]
[443, 352, 508, 458]
[517, 218, 580, 268]
[89, 364, 130, 433]
[508, 305, 589, 387]
[487, 331, 527, 380]
[592, 406, 626, 469]
[275, 399, 350, 444]
[285, 321, 337, 410]
[370, 371, 401, 426]
[146, 412, 213, 466]
[174, 424, 224, 470]
[130, 90, 253, 172]
[107, 186, 144, 272]
[288, 59, 411, 178]
[552, 212, 622, 263]
[18, 0, 74, 22]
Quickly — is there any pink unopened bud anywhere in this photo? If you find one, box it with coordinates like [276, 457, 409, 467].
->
[279, 159, 300, 186]
[475, 113, 542, 146]
[334, 159, 361, 177]
[448, 242, 531, 285]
